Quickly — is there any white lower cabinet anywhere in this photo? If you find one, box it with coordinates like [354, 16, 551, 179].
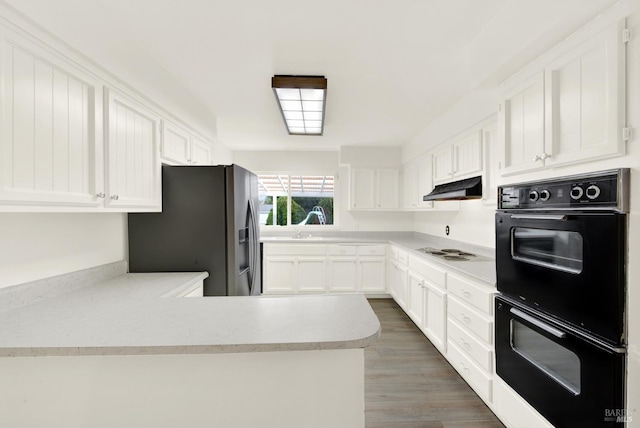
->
[397, 253, 495, 409]
[297, 257, 327, 293]
[407, 272, 425, 327]
[328, 257, 358, 292]
[262, 257, 296, 294]
[358, 257, 386, 293]
[445, 273, 494, 404]
[423, 281, 447, 353]
[263, 243, 386, 295]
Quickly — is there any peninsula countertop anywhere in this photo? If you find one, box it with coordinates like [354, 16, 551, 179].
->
[0, 263, 381, 357]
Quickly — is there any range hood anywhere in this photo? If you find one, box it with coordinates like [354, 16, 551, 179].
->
[423, 176, 482, 201]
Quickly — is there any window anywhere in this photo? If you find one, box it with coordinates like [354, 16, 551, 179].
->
[258, 174, 335, 227]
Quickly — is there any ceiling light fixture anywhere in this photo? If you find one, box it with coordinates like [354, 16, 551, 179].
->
[271, 75, 327, 136]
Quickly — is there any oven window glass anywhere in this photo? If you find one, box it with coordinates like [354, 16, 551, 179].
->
[512, 228, 583, 273]
[511, 320, 581, 395]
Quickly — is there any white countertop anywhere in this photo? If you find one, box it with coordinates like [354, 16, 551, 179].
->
[262, 232, 496, 284]
[0, 265, 381, 357]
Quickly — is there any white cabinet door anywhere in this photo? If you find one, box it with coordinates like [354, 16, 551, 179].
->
[161, 121, 190, 165]
[402, 162, 418, 210]
[376, 169, 399, 209]
[416, 155, 434, 209]
[424, 281, 447, 353]
[350, 168, 375, 209]
[190, 137, 212, 166]
[432, 146, 453, 184]
[359, 257, 386, 293]
[328, 257, 358, 292]
[499, 72, 545, 176]
[105, 89, 161, 210]
[392, 264, 409, 310]
[453, 131, 483, 178]
[263, 257, 296, 294]
[481, 121, 498, 205]
[297, 257, 327, 293]
[0, 33, 103, 208]
[408, 272, 425, 328]
[544, 21, 626, 167]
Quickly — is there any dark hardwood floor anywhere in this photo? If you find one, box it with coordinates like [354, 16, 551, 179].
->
[365, 299, 505, 428]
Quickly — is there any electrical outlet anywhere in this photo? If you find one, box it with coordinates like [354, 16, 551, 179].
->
[445, 225, 450, 236]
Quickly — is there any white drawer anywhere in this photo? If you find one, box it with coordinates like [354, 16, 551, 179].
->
[447, 295, 493, 344]
[266, 244, 327, 256]
[327, 245, 357, 256]
[356, 244, 386, 256]
[409, 256, 446, 289]
[448, 273, 494, 315]
[447, 318, 493, 372]
[447, 340, 492, 403]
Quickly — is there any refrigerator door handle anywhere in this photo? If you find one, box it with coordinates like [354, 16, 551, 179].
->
[247, 199, 257, 294]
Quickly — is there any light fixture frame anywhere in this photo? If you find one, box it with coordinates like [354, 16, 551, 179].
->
[271, 75, 327, 136]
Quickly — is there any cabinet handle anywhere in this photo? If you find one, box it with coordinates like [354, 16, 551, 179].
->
[461, 289, 471, 299]
[96, 192, 105, 198]
[191, 160, 198, 165]
[540, 153, 550, 160]
[460, 362, 470, 373]
[532, 155, 541, 162]
[111, 195, 120, 201]
[461, 313, 471, 324]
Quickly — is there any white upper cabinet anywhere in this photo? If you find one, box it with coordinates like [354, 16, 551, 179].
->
[543, 20, 626, 167]
[433, 131, 483, 184]
[376, 169, 400, 209]
[498, 72, 545, 175]
[104, 88, 161, 210]
[402, 162, 418, 210]
[190, 137, 212, 166]
[350, 168, 376, 209]
[0, 30, 103, 208]
[161, 122, 191, 165]
[160, 122, 213, 166]
[402, 155, 434, 210]
[499, 20, 627, 176]
[350, 168, 399, 210]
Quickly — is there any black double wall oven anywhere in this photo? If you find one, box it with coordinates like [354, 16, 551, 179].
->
[495, 169, 629, 427]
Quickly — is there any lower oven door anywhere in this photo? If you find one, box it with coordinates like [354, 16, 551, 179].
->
[495, 295, 626, 428]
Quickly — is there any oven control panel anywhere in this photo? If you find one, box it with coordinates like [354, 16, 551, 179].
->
[498, 169, 629, 211]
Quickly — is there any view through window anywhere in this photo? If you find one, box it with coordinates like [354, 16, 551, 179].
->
[258, 175, 334, 226]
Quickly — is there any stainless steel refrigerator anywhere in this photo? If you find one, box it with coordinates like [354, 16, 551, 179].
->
[128, 164, 261, 296]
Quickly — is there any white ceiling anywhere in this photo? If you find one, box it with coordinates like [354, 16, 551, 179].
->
[2, 0, 618, 151]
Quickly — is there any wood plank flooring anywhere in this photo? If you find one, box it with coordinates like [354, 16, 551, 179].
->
[365, 298, 505, 428]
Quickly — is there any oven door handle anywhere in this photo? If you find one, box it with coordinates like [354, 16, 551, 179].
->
[510, 214, 568, 221]
[510, 307, 566, 338]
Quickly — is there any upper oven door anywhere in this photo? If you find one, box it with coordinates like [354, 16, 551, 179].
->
[495, 211, 626, 345]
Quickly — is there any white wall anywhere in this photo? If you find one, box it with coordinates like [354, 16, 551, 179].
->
[0, 213, 126, 289]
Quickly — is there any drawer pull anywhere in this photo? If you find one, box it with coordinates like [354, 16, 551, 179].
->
[459, 338, 471, 349]
[461, 289, 471, 299]
[460, 362, 470, 373]
[461, 313, 471, 324]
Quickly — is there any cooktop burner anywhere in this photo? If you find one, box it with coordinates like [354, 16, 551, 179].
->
[417, 247, 477, 261]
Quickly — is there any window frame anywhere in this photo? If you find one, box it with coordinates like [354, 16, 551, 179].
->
[257, 171, 338, 229]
